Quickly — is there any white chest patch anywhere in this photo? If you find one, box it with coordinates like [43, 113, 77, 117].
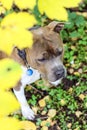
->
[21, 66, 40, 86]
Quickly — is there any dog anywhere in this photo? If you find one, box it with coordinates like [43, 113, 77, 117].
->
[0, 21, 66, 120]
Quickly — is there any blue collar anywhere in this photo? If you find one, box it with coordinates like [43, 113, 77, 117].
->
[16, 47, 33, 76]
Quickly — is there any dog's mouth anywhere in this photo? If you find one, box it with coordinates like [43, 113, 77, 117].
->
[48, 68, 67, 86]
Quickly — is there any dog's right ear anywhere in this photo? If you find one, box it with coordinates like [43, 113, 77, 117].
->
[47, 21, 64, 33]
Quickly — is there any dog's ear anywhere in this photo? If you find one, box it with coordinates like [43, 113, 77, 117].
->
[47, 21, 64, 33]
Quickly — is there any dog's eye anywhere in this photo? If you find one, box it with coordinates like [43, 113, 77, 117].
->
[37, 57, 46, 62]
[56, 48, 63, 56]
[38, 52, 48, 62]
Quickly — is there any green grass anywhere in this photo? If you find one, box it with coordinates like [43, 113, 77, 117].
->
[12, 11, 87, 130]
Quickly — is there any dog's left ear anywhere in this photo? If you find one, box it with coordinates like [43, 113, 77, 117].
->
[47, 21, 64, 33]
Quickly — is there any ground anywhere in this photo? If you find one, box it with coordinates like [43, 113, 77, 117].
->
[12, 10, 87, 130]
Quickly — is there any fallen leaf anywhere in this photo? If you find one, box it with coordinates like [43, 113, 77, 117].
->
[48, 109, 56, 118]
[41, 110, 47, 115]
[67, 123, 72, 128]
[41, 119, 51, 127]
[78, 68, 82, 73]
[60, 99, 66, 106]
[32, 106, 38, 115]
[79, 94, 85, 100]
[41, 126, 48, 130]
[41, 120, 47, 126]
[44, 96, 50, 101]
[50, 120, 57, 126]
[74, 127, 79, 130]
[75, 111, 82, 118]
[38, 99, 46, 107]
[74, 72, 80, 76]
[68, 88, 73, 94]
[69, 68, 74, 74]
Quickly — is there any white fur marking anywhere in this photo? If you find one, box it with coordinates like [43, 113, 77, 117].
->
[21, 66, 40, 86]
[50, 79, 62, 86]
[13, 66, 40, 120]
[13, 86, 35, 120]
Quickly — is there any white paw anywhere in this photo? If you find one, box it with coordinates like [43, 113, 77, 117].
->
[21, 106, 35, 120]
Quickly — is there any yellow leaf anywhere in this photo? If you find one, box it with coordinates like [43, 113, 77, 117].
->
[0, 58, 22, 90]
[0, 6, 6, 14]
[21, 121, 36, 130]
[0, 12, 36, 54]
[60, 99, 66, 106]
[61, 0, 81, 8]
[1, 12, 37, 29]
[38, 0, 81, 21]
[0, 0, 36, 10]
[32, 106, 38, 115]
[74, 72, 80, 76]
[38, 98, 46, 107]
[0, 91, 19, 116]
[0, 0, 13, 9]
[10, 28, 33, 50]
[38, 0, 68, 21]
[44, 96, 50, 100]
[41, 118, 51, 127]
[0, 27, 33, 54]
[75, 111, 82, 118]
[41, 110, 47, 115]
[41, 120, 47, 126]
[79, 94, 85, 100]
[42, 126, 48, 130]
[0, 117, 22, 130]
[67, 123, 72, 128]
[14, 0, 36, 10]
[0, 28, 14, 54]
[48, 109, 56, 118]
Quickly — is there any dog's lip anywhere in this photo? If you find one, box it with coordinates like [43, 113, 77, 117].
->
[48, 71, 66, 83]
[49, 78, 62, 86]
[48, 77, 62, 83]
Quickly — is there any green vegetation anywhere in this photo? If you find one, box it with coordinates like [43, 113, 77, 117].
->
[13, 4, 87, 130]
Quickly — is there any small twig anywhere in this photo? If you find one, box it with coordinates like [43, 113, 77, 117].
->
[56, 21, 71, 25]
[30, 85, 44, 96]
[36, 116, 48, 120]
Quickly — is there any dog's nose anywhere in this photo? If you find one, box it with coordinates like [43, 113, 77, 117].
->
[54, 66, 65, 79]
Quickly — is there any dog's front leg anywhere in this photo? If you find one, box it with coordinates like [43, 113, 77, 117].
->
[13, 85, 35, 120]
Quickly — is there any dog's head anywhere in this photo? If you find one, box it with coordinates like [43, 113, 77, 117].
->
[25, 21, 66, 86]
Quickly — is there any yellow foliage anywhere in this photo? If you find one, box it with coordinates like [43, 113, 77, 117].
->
[0, 27, 33, 54]
[61, 0, 81, 8]
[0, 117, 22, 130]
[38, 98, 46, 107]
[0, 6, 6, 14]
[1, 12, 37, 29]
[79, 94, 85, 100]
[15, 0, 36, 10]
[21, 121, 36, 130]
[0, 91, 20, 117]
[0, 0, 13, 10]
[48, 109, 56, 118]
[0, 0, 36, 10]
[38, 0, 81, 21]
[42, 126, 48, 130]
[0, 58, 22, 90]
[0, 12, 36, 54]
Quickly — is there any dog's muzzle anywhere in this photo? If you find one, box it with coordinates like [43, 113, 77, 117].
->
[54, 67, 65, 80]
[50, 66, 66, 86]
